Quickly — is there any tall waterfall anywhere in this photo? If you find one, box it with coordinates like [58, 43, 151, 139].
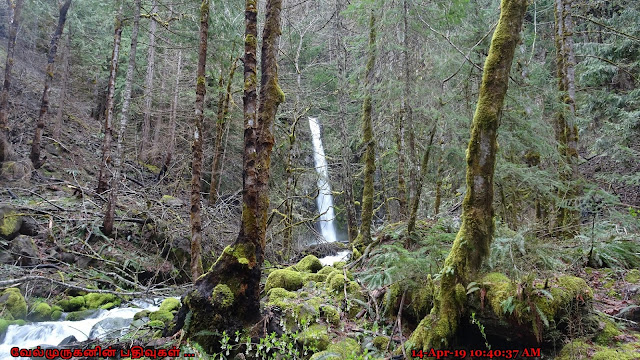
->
[308, 117, 338, 243]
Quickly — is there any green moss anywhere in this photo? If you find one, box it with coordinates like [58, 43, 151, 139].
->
[303, 273, 327, 284]
[320, 305, 340, 325]
[211, 284, 234, 308]
[298, 324, 329, 351]
[594, 317, 621, 345]
[0, 288, 27, 319]
[100, 302, 117, 310]
[0, 319, 9, 335]
[84, 293, 119, 309]
[325, 338, 360, 357]
[66, 309, 97, 321]
[56, 296, 84, 312]
[481, 273, 514, 315]
[373, 336, 389, 350]
[625, 269, 640, 283]
[557, 340, 637, 360]
[50, 310, 62, 321]
[265, 269, 303, 293]
[159, 298, 180, 312]
[318, 266, 337, 276]
[295, 255, 323, 273]
[148, 320, 165, 329]
[266, 288, 297, 309]
[309, 351, 340, 360]
[30, 302, 52, 321]
[333, 261, 346, 270]
[12, 319, 26, 326]
[149, 310, 174, 325]
[134, 310, 150, 320]
[326, 272, 346, 293]
[0, 209, 20, 237]
[220, 243, 257, 268]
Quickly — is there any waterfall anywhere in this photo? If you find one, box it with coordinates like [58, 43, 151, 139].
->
[308, 117, 338, 243]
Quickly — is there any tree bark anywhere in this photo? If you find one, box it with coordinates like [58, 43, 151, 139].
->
[355, 10, 377, 247]
[166, 0, 284, 350]
[29, 0, 72, 168]
[400, 0, 412, 219]
[408, 0, 528, 349]
[209, 55, 238, 204]
[0, 0, 24, 165]
[96, 2, 123, 194]
[140, 0, 158, 162]
[104, 0, 141, 236]
[406, 123, 437, 243]
[190, 0, 209, 281]
[554, 0, 580, 236]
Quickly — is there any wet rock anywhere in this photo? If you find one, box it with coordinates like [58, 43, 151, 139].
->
[57, 335, 78, 346]
[89, 317, 132, 340]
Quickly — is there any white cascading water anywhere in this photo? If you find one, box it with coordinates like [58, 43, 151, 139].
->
[308, 117, 338, 244]
[0, 300, 161, 360]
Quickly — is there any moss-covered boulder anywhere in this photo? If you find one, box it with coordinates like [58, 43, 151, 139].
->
[294, 255, 323, 273]
[84, 293, 120, 309]
[159, 298, 180, 312]
[309, 337, 361, 359]
[326, 272, 346, 292]
[265, 269, 304, 293]
[0, 288, 27, 320]
[0, 318, 10, 335]
[10, 235, 40, 266]
[50, 307, 63, 321]
[56, 296, 86, 312]
[303, 273, 327, 284]
[320, 305, 340, 325]
[0, 206, 23, 240]
[298, 324, 330, 351]
[29, 302, 52, 321]
[148, 320, 165, 329]
[318, 266, 336, 276]
[149, 310, 174, 325]
[372, 336, 390, 350]
[134, 310, 151, 320]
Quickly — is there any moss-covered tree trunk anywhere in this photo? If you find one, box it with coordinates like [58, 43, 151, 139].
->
[355, 10, 377, 247]
[408, 0, 527, 349]
[162, 50, 182, 174]
[53, 32, 70, 140]
[166, 0, 284, 351]
[554, 0, 580, 236]
[398, 0, 411, 220]
[189, 0, 209, 281]
[209, 55, 238, 204]
[0, 0, 24, 165]
[29, 0, 72, 168]
[96, 2, 123, 194]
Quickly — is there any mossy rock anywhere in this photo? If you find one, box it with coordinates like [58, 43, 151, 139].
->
[50, 309, 62, 321]
[594, 316, 622, 345]
[84, 293, 119, 309]
[66, 309, 97, 321]
[333, 261, 346, 270]
[134, 310, 151, 320]
[29, 302, 52, 321]
[318, 266, 337, 276]
[326, 272, 346, 292]
[148, 320, 165, 329]
[326, 338, 361, 357]
[57, 296, 85, 312]
[303, 273, 327, 284]
[298, 324, 330, 351]
[0, 288, 27, 320]
[0, 206, 22, 239]
[265, 269, 304, 293]
[320, 305, 340, 325]
[372, 336, 389, 350]
[0, 318, 9, 335]
[557, 340, 639, 360]
[266, 288, 298, 308]
[149, 310, 174, 325]
[159, 298, 180, 312]
[294, 255, 323, 273]
[625, 269, 640, 284]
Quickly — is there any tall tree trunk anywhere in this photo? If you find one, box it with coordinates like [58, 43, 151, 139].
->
[53, 32, 70, 140]
[29, 0, 72, 168]
[395, 111, 407, 220]
[209, 55, 237, 204]
[355, 10, 377, 247]
[408, 0, 527, 349]
[166, 0, 284, 350]
[554, 0, 580, 236]
[104, 0, 141, 236]
[96, 2, 123, 194]
[162, 50, 182, 175]
[140, 0, 157, 162]
[406, 123, 437, 243]
[335, 0, 357, 243]
[0, 0, 24, 164]
[400, 0, 413, 218]
[190, 0, 209, 281]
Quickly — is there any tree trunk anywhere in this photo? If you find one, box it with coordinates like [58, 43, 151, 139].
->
[554, 0, 580, 236]
[29, 0, 72, 168]
[408, 0, 527, 349]
[355, 10, 377, 247]
[406, 123, 437, 243]
[209, 55, 237, 204]
[400, 0, 412, 218]
[0, 0, 24, 165]
[162, 50, 182, 175]
[104, 0, 141, 236]
[166, 0, 284, 350]
[96, 2, 123, 194]
[189, 0, 209, 281]
[395, 111, 407, 220]
[140, 0, 158, 162]
[53, 32, 70, 140]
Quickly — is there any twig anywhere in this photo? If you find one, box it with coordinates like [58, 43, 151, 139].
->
[0, 275, 150, 296]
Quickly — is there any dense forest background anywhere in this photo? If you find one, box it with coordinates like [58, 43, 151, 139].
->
[0, 0, 639, 359]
